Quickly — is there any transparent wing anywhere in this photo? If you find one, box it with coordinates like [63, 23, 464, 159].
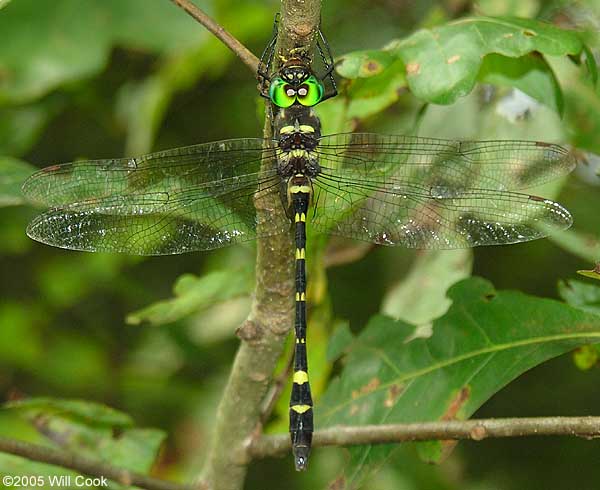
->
[315, 133, 575, 191]
[24, 138, 287, 255]
[27, 178, 286, 254]
[22, 138, 277, 206]
[311, 172, 572, 250]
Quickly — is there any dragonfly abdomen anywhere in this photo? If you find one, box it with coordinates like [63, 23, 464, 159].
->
[289, 180, 314, 471]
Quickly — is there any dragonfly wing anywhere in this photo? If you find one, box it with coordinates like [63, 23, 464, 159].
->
[23, 138, 287, 254]
[316, 133, 576, 191]
[22, 138, 276, 206]
[26, 177, 286, 254]
[311, 175, 572, 249]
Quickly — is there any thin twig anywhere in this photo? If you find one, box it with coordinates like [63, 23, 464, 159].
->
[0, 436, 195, 490]
[168, 0, 259, 72]
[250, 416, 600, 458]
[251, 416, 600, 457]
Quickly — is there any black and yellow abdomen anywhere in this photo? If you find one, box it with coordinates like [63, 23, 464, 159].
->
[288, 176, 313, 471]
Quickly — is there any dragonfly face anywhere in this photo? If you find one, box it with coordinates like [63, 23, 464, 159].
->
[269, 60, 325, 108]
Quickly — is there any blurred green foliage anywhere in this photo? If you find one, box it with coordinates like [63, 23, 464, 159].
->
[1, 0, 600, 489]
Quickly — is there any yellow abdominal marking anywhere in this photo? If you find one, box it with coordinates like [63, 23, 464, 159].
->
[294, 212, 306, 222]
[295, 292, 306, 301]
[296, 338, 306, 343]
[291, 404, 312, 414]
[293, 370, 309, 385]
[295, 248, 305, 259]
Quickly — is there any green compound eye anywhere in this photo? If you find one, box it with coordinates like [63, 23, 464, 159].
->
[269, 78, 296, 108]
[296, 76, 324, 107]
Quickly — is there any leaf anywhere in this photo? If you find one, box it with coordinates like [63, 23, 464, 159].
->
[0, 157, 36, 207]
[558, 279, 600, 315]
[548, 229, 600, 263]
[381, 249, 473, 325]
[5, 398, 165, 474]
[393, 17, 584, 105]
[0, 454, 76, 481]
[0, 0, 11, 10]
[127, 269, 254, 326]
[318, 277, 600, 483]
[337, 50, 397, 79]
[337, 17, 588, 115]
[0, 0, 207, 103]
[5, 397, 133, 428]
[478, 53, 564, 115]
[327, 321, 353, 362]
[0, 101, 61, 157]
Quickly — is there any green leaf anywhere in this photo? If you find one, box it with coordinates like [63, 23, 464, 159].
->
[0, 454, 76, 481]
[5, 398, 133, 428]
[319, 277, 600, 482]
[127, 269, 254, 326]
[558, 279, 600, 315]
[337, 17, 588, 115]
[475, 0, 540, 17]
[0, 102, 61, 156]
[548, 229, 600, 263]
[382, 249, 473, 325]
[327, 321, 353, 362]
[5, 398, 165, 474]
[336, 50, 397, 79]
[478, 53, 564, 115]
[0, 157, 36, 207]
[0, 0, 11, 10]
[393, 17, 584, 105]
[0, 0, 207, 103]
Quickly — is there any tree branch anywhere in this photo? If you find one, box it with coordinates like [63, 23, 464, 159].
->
[0, 436, 195, 490]
[249, 416, 600, 458]
[202, 2, 322, 490]
[168, 0, 259, 72]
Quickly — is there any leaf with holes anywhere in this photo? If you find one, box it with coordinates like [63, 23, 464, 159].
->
[336, 17, 593, 114]
[318, 277, 600, 484]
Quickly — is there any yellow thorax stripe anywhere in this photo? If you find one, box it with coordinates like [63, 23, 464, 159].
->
[290, 184, 311, 194]
[293, 370, 309, 385]
[291, 404, 312, 414]
[295, 248, 305, 259]
[279, 125, 315, 134]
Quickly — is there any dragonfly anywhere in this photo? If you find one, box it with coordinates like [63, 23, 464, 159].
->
[22, 19, 575, 472]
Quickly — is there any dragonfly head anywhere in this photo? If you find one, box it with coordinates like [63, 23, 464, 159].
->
[269, 60, 324, 108]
